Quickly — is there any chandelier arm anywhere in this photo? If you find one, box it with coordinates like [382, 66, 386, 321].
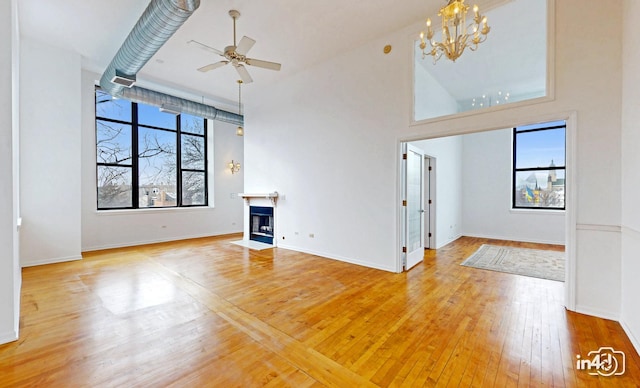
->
[432, 50, 443, 64]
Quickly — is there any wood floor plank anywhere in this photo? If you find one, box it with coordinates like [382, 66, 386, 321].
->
[0, 235, 639, 386]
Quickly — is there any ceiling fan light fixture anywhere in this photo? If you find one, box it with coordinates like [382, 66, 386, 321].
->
[236, 79, 244, 136]
[188, 9, 282, 84]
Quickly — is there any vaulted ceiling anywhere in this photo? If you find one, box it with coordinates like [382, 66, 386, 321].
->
[17, 0, 545, 109]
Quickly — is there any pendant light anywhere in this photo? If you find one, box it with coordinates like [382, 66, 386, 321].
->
[236, 79, 244, 136]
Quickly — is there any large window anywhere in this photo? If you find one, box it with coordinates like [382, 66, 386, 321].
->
[513, 120, 566, 210]
[95, 88, 208, 210]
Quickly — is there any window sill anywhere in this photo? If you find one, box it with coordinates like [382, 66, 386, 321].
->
[95, 206, 215, 216]
[509, 208, 565, 216]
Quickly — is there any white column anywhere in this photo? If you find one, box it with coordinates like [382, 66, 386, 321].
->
[0, 0, 21, 344]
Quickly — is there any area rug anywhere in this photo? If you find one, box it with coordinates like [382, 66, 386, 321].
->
[461, 244, 565, 281]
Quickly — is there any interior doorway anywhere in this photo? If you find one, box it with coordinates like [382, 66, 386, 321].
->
[398, 113, 576, 311]
[401, 143, 425, 270]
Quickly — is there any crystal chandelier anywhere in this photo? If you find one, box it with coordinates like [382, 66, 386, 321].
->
[419, 0, 490, 63]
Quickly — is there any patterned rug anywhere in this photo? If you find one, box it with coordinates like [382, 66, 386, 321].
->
[461, 244, 565, 282]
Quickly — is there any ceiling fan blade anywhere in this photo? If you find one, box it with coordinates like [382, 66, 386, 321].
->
[245, 58, 282, 71]
[235, 36, 256, 56]
[187, 39, 224, 56]
[234, 64, 253, 84]
[197, 61, 229, 72]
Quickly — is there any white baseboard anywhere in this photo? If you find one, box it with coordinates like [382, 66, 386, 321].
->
[620, 319, 640, 357]
[276, 243, 396, 273]
[435, 234, 462, 249]
[0, 330, 18, 345]
[82, 230, 243, 252]
[461, 232, 564, 246]
[21, 254, 82, 268]
[577, 224, 622, 233]
[575, 304, 620, 322]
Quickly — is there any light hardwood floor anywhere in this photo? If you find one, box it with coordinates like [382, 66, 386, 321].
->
[1, 235, 638, 387]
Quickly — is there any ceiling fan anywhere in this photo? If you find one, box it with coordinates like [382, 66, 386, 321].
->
[188, 9, 282, 84]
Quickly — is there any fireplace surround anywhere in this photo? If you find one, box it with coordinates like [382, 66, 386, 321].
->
[239, 192, 279, 247]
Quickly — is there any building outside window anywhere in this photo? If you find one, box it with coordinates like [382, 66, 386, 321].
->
[513, 120, 566, 210]
[95, 87, 208, 210]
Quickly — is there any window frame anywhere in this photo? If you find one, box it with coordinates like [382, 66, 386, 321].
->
[95, 87, 208, 210]
[512, 121, 566, 211]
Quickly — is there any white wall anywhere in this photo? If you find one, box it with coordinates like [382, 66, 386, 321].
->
[620, 0, 640, 354]
[414, 59, 458, 121]
[411, 136, 463, 248]
[247, 39, 400, 272]
[19, 37, 82, 267]
[13, 36, 244, 257]
[80, 71, 244, 251]
[461, 129, 565, 244]
[0, 0, 20, 345]
[246, 0, 624, 318]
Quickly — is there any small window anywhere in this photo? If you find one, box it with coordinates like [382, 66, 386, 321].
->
[513, 120, 566, 210]
[95, 87, 208, 210]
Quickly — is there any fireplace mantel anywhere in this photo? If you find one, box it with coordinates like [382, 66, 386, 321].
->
[239, 192, 278, 207]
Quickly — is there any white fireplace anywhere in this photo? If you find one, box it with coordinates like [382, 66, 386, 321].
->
[238, 192, 278, 248]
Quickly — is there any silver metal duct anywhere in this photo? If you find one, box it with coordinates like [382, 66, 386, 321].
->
[120, 86, 243, 124]
[99, 0, 243, 125]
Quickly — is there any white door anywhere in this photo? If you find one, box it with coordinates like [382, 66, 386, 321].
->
[424, 157, 432, 249]
[403, 144, 425, 270]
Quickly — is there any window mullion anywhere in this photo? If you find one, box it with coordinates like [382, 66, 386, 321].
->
[204, 118, 208, 206]
[132, 102, 139, 209]
[176, 115, 182, 207]
[512, 127, 518, 210]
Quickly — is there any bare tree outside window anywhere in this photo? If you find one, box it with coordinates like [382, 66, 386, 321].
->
[180, 114, 207, 205]
[95, 88, 208, 210]
[96, 91, 133, 208]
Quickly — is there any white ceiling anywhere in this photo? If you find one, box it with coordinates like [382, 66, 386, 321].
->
[17, 0, 545, 109]
[17, 0, 435, 106]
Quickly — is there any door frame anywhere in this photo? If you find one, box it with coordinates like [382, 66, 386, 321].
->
[424, 155, 435, 249]
[401, 143, 426, 270]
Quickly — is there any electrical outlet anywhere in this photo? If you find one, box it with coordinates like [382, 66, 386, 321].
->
[309, 233, 314, 238]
